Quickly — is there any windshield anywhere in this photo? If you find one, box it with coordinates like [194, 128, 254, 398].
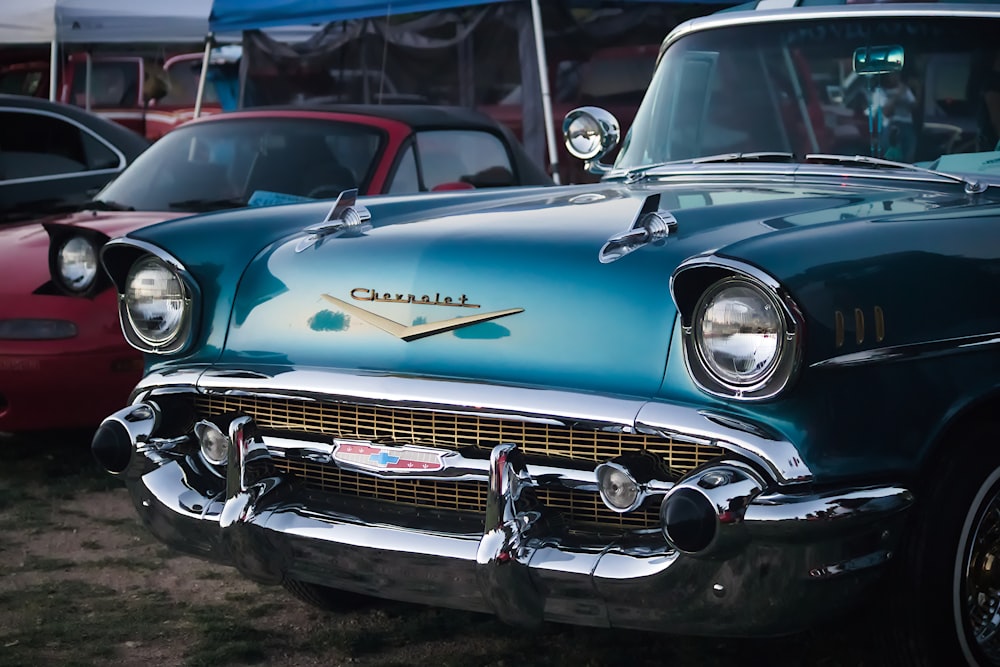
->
[618, 15, 1000, 175]
[96, 117, 383, 212]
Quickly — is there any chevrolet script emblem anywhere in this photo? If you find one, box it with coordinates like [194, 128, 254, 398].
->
[332, 442, 446, 473]
[322, 294, 523, 341]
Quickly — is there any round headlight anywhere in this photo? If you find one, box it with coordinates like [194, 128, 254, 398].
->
[57, 236, 99, 292]
[124, 257, 187, 347]
[693, 280, 784, 387]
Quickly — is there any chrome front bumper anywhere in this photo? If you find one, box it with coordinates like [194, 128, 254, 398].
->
[95, 397, 914, 636]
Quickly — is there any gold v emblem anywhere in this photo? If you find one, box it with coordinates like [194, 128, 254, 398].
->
[322, 294, 523, 341]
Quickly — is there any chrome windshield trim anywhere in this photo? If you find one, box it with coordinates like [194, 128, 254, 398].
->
[132, 366, 812, 485]
[663, 4, 1000, 55]
[811, 332, 1000, 369]
[602, 162, 1000, 191]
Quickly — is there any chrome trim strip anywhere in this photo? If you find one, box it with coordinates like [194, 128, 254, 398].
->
[601, 162, 1000, 190]
[131, 365, 813, 484]
[811, 332, 1000, 369]
[636, 403, 811, 483]
[195, 367, 646, 429]
[102, 237, 192, 276]
[662, 4, 1000, 55]
[0, 105, 127, 185]
[744, 485, 914, 530]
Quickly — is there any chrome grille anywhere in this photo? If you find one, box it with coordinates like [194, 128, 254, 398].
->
[196, 394, 724, 531]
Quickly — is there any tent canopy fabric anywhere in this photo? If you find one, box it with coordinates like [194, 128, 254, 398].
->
[0, 0, 211, 45]
[209, 0, 735, 33]
[209, 0, 509, 33]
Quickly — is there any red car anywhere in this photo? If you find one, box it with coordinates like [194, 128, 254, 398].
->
[0, 105, 552, 433]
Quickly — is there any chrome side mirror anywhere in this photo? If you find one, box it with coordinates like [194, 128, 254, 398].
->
[563, 107, 620, 174]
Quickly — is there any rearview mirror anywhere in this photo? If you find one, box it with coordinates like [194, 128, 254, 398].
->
[853, 45, 904, 76]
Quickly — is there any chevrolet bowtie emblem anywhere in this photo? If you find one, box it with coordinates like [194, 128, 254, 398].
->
[322, 294, 523, 341]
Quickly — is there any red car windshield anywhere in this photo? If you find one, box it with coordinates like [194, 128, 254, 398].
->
[96, 117, 383, 212]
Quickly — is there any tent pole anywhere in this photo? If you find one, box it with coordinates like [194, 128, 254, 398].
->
[529, 0, 560, 184]
[193, 33, 213, 119]
[49, 41, 58, 101]
[85, 52, 92, 111]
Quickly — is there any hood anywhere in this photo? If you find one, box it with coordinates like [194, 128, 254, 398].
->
[0, 210, 187, 298]
[218, 177, 984, 398]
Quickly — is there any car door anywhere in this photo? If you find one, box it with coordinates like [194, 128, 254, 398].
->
[0, 106, 127, 221]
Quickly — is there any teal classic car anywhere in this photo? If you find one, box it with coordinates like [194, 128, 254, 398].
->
[92, 2, 1000, 665]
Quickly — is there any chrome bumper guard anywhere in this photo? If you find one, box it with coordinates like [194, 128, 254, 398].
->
[97, 401, 914, 636]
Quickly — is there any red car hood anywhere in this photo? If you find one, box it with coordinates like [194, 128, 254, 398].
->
[0, 210, 187, 296]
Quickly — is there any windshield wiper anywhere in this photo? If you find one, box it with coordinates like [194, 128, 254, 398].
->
[625, 152, 796, 183]
[168, 197, 246, 212]
[87, 199, 135, 212]
[691, 151, 797, 164]
[804, 154, 987, 195]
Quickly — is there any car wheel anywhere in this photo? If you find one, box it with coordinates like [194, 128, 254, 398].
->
[281, 578, 375, 612]
[889, 419, 1000, 667]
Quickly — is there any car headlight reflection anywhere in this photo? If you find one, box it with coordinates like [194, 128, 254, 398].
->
[57, 236, 99, 293]
[124, 257, 188, 347]
[694, 282, 783, 387]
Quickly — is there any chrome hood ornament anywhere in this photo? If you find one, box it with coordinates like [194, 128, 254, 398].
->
[295, 189, 372, 252]
[599, 193, 677, 263]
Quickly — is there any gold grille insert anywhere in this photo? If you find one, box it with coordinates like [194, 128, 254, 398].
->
[195, 394, 724, 531]
[272, 457, 661, 530]
[195, 395, 721, 468]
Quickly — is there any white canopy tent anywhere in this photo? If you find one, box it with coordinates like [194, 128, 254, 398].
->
[0, 0, 211, 100]
[202, 0, 563, 178]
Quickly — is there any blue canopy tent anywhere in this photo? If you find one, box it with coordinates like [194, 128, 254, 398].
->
[199, 0, 731, 182]
[208, 0, 510, 32]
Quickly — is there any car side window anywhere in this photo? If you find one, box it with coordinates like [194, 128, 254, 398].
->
[79, 130, 120, 170]
[0, 110, 97, 181]
[418, 130, 515, 190]
[387, 143, 420, 194]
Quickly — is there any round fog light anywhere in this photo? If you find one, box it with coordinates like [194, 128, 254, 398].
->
[596, 462, 641, 512]
[194, 420, 230, 466]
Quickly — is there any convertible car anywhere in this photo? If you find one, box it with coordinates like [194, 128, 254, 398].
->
[0, 105, 550, 433]
[91, 3, 999, 666]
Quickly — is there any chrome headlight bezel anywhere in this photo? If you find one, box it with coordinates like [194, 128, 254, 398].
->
[672, 259, 803, 401]
[103, 241, 199, 356]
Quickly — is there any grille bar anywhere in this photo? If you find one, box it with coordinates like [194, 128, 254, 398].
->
[196, 394, 724, 531]
[195, 395, 722, 468]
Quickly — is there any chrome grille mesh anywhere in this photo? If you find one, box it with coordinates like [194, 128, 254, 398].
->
[196, 394, 724, 531]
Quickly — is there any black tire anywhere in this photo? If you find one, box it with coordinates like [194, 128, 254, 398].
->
[281, 578, 375, 613]
[889, 420, 1000, 666]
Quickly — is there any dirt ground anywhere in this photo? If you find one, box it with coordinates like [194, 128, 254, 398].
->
[0, 430, 879, 667]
